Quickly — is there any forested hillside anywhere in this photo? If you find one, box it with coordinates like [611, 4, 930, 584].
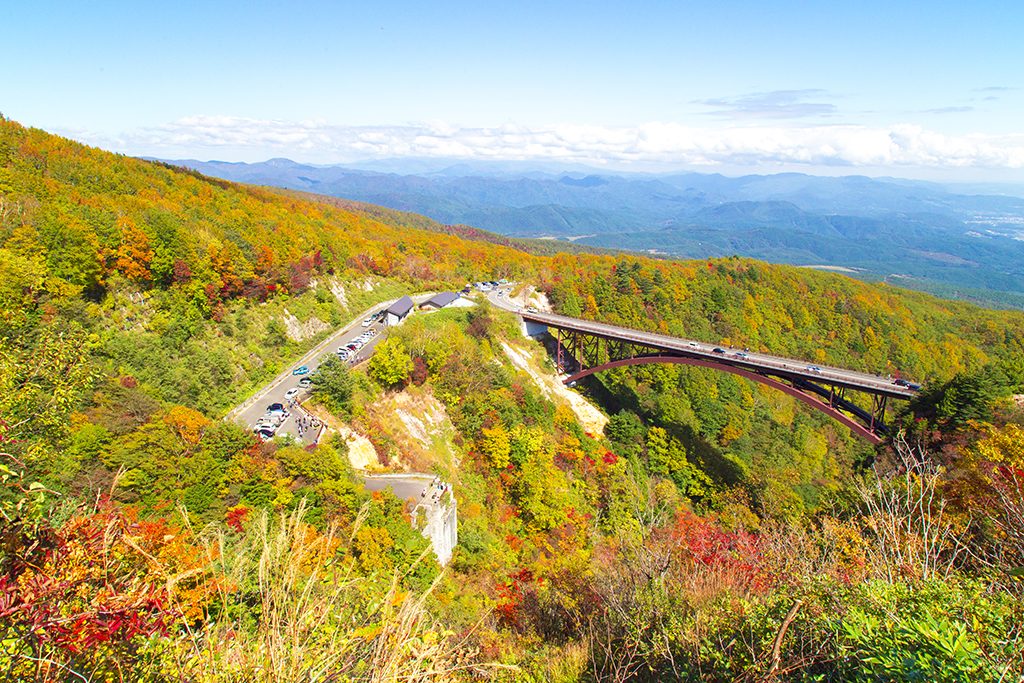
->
[175, 157, 1024, 307]
[3, 118, 1024, 681]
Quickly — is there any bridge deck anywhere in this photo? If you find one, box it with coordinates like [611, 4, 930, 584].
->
[520, 310, 917, 400]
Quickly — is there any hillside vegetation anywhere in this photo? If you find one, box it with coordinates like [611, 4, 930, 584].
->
[3, 118, 1024, 681]
[177, 157, 1024, 307]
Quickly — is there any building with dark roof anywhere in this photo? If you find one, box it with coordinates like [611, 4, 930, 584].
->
[384, 295, 414, 326]
[419, 291, 460, 311]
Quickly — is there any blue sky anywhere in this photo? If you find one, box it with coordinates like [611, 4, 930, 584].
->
[3, 0, 1023, 180]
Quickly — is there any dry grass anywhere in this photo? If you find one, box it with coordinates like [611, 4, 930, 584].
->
[171, 502, 484, 682]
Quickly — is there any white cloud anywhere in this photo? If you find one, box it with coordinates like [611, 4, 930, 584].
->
[75, 115, 1024, 172]
[695, 89, 839, 119]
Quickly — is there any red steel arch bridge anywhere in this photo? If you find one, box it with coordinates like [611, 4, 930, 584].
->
[518, 309, 918, 445]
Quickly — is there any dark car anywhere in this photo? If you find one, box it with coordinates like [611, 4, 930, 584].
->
[712, 347, 725, 354]
[894, 378, 909, 387]
[907, 382, 922, 391]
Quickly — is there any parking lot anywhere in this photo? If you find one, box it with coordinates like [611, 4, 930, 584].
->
[233, 308, 387, 444]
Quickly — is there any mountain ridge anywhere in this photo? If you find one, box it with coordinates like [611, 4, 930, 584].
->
[166, 157, 1024, 307]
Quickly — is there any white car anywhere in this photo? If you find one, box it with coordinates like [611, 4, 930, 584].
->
[285, 388, 301, 401]
[254, 419, 279, 433]
[361, 318, 372, 327]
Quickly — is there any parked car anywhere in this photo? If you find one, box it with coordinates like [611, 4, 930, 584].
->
[255, 428, 275, 441]
[254, 419, 279, 432]
[267, 402, 287, 416]
[361, 318, 372, 327]
[292, 365, 309, 375]
[285, 388, 301, 401]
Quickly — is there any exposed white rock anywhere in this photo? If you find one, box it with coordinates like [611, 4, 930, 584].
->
[281, 309, 330, 342]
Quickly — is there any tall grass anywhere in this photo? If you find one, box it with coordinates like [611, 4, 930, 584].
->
[173, 501, 481, 682]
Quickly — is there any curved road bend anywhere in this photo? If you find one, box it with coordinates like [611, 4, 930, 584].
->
[487, 288, 917, 399]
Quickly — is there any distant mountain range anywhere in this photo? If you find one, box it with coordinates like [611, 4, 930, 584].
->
[166, 158, 1024, 308]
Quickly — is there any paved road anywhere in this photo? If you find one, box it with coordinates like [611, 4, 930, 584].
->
[230, 292, 441, 443]
[233, 313, 387, 443]
[361, 473, 446, 502]
[487, 288, 918, 399]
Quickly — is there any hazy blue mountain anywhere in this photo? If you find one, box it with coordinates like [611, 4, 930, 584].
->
[167, 158, 1024, 308]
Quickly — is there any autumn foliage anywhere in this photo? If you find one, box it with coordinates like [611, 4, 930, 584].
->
[3, 118, 1024, 680]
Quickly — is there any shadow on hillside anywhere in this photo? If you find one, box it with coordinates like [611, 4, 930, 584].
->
[579, 375, 746, 488]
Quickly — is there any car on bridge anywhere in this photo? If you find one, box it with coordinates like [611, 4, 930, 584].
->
[712, 347, 725, 354]
[806, 365, 822, 374]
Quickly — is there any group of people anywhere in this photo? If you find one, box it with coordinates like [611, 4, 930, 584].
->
[295, 412, 320, 440]
[420, 477, 449, 505]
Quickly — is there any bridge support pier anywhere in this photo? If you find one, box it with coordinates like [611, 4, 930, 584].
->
[870, 394, 888, 432]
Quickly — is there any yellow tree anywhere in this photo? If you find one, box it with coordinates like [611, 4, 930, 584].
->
[163, 405, 211, 454]
[111, 217, 154, 282]
[480, 423, 512, 469]
[970, 424, 1024, 565]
